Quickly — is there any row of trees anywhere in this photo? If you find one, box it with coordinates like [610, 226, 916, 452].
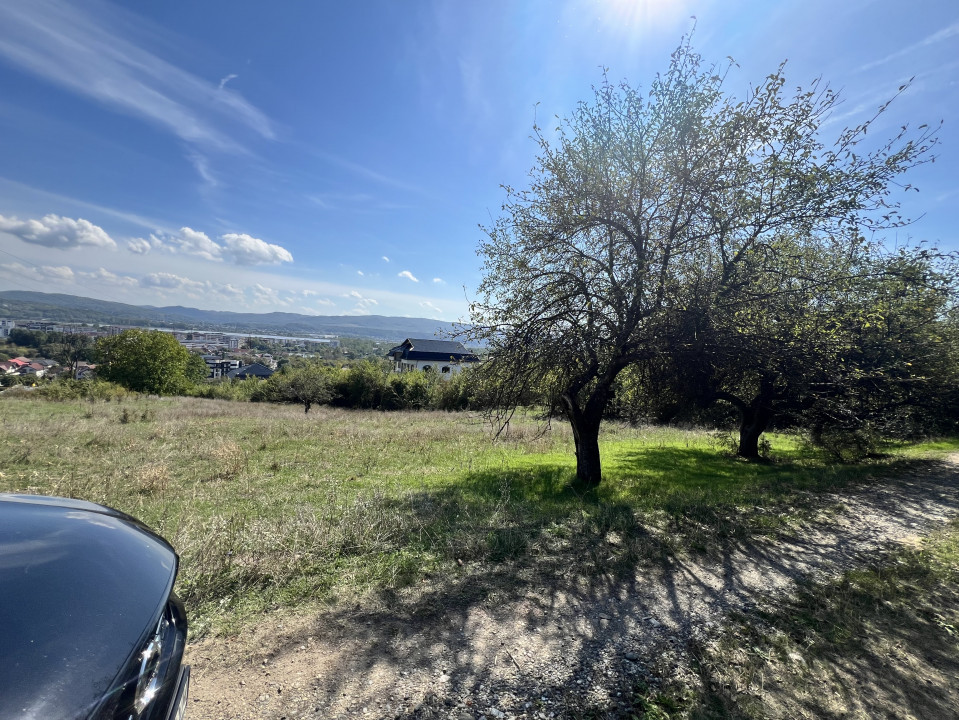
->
[466, 38, 958, 487]
[247, 360, 474, 412]
[88, 331, 476, 412]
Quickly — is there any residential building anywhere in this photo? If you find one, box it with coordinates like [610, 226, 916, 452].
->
[226, 363, 274, 380]
[386, 338, 478, 376]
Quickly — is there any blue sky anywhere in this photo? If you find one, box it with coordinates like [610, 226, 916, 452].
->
[0, 0, 956, 321]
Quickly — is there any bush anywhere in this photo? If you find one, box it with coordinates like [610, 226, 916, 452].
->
[190, 377, 262, 402]
[384, 370, 437, 410]
[433, 369, 477, 411]
[335, 361, 389, 409]
[34, 379, 132, 402]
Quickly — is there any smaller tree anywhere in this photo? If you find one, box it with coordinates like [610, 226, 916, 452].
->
[283, 365, 334, 413]
[48, 333, 94, 378]
[185, 352, 211, 385]
[95, 329, 196, 395]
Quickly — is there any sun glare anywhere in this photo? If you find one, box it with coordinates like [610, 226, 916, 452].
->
[597, 0, 694, 34]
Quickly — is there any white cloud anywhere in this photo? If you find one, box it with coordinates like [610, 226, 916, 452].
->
[250, 283, 281, 305]
[315, 298, 335, 307]
[140, 272, 206, 294]
[143, 227, 293, 266]
[214, 283, 245, 302]
[357, 270, 364, 276]
[0, 261, 75, 285]
[168, 227, 222, 261]
[0, 1, 274, 152]
[126, 237, 153, 254]
[221, 232, 293, 265]
[138, 272, 255, 302]
[39, 264, 75, 281]
[382, 256, 390, 263]
[78, 267, 137, 287]
[432, 277, 446, 285]
[398, 270, 419, 282]
[0, 213, 116, 249]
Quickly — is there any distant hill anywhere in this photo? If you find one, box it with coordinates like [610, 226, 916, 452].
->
[0, 291, 464, 340]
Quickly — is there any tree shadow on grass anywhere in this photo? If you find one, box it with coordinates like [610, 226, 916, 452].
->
[208, 451, 959, 719]
[689, 549, 959, 720]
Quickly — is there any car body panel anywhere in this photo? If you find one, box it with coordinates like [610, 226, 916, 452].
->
[0, 494, 179, 719]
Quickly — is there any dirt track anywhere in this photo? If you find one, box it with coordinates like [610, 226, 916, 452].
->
[185, 455, 959, 719]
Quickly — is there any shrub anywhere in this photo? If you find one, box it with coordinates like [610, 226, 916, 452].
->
[34, 379, 132, 402]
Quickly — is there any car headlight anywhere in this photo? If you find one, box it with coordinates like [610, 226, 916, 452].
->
[133, 616, 168, 715]
[118, 597, 188, 720]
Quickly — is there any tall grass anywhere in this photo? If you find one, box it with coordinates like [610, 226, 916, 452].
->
[0, 394, 948, 636]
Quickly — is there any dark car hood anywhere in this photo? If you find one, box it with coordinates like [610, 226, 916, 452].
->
[0, 494, 178, 719]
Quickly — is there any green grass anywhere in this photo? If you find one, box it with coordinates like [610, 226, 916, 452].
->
[0, 393, 952, 637]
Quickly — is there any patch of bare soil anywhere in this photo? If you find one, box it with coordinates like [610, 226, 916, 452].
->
[185, 455, 959, 720]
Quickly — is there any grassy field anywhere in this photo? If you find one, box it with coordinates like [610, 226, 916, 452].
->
[2, 393, 956, 640]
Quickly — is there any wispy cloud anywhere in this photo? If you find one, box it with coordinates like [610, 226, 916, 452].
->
[432, 277, 446, 285]
[218, 73, 238, 90]
[309, 191, 412, 213]
[139, 272, 258, 303]
[0, 175, 177, 234]
[858, 21, 959, 73]
[398, 270, 419, 282]
[307, 149, 426, 195]
[0, 261, 75, 284]
[78, 267, 137, 287]
[188, 153, 219, 190]
[382, 256, 390, 263]
[346, 289, 378, 313]
[0, 0, 274, 152]
[0, 213, 117, 249]
[419, 300, 443, 317]
[141, 272, 207, 294]
[250, 283, 287, 306]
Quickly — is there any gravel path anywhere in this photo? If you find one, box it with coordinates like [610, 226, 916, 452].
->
[185, 455, 959, 720]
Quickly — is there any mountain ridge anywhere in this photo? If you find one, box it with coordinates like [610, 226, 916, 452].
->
[0, 291, 464, 340]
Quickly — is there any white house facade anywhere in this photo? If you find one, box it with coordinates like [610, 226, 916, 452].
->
[386, 338, 479, 377]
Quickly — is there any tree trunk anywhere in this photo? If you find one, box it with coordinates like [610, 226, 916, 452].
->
[738, 402, 773, 459]
[562, 394, 604, 488]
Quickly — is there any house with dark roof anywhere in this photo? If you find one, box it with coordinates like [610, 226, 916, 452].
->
[386, 338, 478, 376]
[226, 362, 274, 380]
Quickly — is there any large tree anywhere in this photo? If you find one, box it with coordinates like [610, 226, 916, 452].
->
[96, 329, 201, 395]
[468, 38, 937, 487]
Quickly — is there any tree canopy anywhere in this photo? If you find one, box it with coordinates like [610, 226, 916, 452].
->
[468, 38, 943, 487]
[95, 329, 205, 395]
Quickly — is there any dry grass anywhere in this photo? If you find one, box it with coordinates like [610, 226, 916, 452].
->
[1, 393, 952, 639]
